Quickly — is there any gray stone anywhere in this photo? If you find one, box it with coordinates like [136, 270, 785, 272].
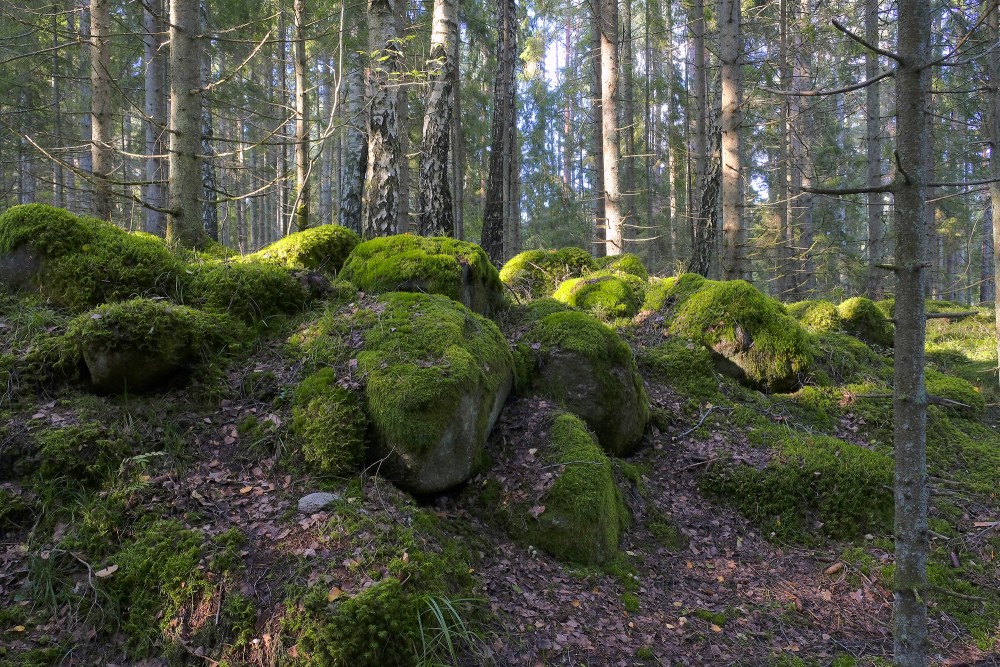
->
[297, 492, 340, 513]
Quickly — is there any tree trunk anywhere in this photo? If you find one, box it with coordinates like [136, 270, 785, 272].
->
[686, 0, 711, 275]
[292, 0, 310, 231]
[982, 202, 994, 304]
[591, 7, 606, 257]
[143, 0, 167, 235]
[893, 0, 931, 660]
[51, 5, 64, 208]
[989, 6, 1000, 387]
[481, 0, 517, 264]
[865, 0, 884, 299]
[342, 31, 367, 235]
[718, 0, 743, 280]
[418, 0, 457, 236]
[621, 0, 636, 248]
[363, 0, 403, 238]
[320, 57, 334, 225]
[90, 0, 113, 220]
[598, 0, 623, 255]
[166, 0, 207, 248]
[396, 4, 411, 232]
[451, 27, 466, 240]
[777, 0, 791, 295]
[200, 0, 219, 241]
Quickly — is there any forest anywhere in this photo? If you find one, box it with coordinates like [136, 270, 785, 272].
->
[1, 0, 1000, 666]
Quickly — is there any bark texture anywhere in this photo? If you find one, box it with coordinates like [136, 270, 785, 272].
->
[865, 0, 883, 299]
[293, 0, 310, 231]
[598, 0, 623, 255]
[718, 0, 744, 279]
[341, 38, 367, 235]
[89, 0, 113, 220]
[418, 0, 458, 236]
[143, 0, 167, 235]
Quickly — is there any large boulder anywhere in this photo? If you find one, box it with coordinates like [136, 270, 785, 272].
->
[249, 224, 360, 274]
[667, 279, 815, 393]
[0, 204, 182, 310]
[340, 235, 504, 315]
[500, 247, 597, 300]
[66, 298, 242, 393]
[552, 270, 646, 320]
[293, 292, 513, 493]
[513, 300, 648, 456]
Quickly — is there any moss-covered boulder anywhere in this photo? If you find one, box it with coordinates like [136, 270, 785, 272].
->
[291, 368, 368, 474]
[594, 253, 649, 281]
[499, 247, 597, 300]
[184, 260, 314, 325]
[250, 224, 360, 273]
[515, 300, 648, 455]
[786, 300, 842, 333]
[837, 297, 894, 347]
[0, 204, 182, 309]
[340, 235, 503, 315]
[529, 412, 628, 564]
[641, 272, 708, 313]
[552, 270, 646, 320]
[66, 298, 242, 393]
[295, 292, 513, 493]
[639, 337, 724, 407]
[669, 280, 815, 392]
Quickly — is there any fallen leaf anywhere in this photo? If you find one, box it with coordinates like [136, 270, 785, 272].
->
[95, 564, 119, 579]
[328, 586, 344, 601]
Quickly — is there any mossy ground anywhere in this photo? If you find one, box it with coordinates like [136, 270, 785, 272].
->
[291, 368, 367, 475]
[836, 297, 894, 348]
[499, 246, 597, 300]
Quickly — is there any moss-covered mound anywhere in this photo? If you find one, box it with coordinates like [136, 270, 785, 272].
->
[702, 432, 894, 542]
[184, 260, 313, 325]
[641, 272, 708, 313]
[340, 235, 503, 315]
[925, 368, 985, 416]
[293, 292, 513, 493]
[669, 280, 815, 392]
[551, 270, 646, 320]
[292, 368, 368, 475]
[837, 297, 894, 347]
[499, 246, 597, 300]
[515, 301, 648, 456]
[528, 412, 628, 565]
[0, 204, 183, 310]
[786, 300, 842, 333]
[250, 224, 360, 274]
[812, 331, 893, 386]
[64, 298, 243, 393]
[639, 337, 724, 407]
[594, 253, 649, 281]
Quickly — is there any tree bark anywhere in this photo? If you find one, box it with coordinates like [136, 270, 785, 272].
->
[892, 0, 931, 661]
[363, 0, 403, 238]
[200, 0, 219, 241]
[89, 0, 113, 220]
[341, 29, 366, 235]
[718, 0, 744, 279]
[166, 0, 207, 248]
[418, 0, 458, 236]
[621, 0, 636, 248]
[591, 7, 606, 257]
[989, 6, 1000, 389]
[598, 0, 623, 255]
[292, 0, 310, 231]
[143, 0, 167, 235]
[687, 0, 711, 275]
[865, 0, 884, 299]
[481, 0, 518, 264]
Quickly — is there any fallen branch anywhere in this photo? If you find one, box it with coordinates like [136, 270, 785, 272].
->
[929, 585, 985, 603]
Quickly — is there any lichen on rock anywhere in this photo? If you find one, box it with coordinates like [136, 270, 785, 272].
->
[294, 292, 513, 493]
[340, 235, 504, 315]
[514, 300, 648, 456]
[499, 246, 597, 300]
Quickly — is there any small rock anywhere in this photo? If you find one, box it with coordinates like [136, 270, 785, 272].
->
[297, 492, 339, 513]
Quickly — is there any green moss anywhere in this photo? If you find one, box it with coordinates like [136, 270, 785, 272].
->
[691, 608, 729, 625]
[499, 246, 597, 299]
[646, 508, 687, 551]
[702, 432, 893, 542]
[639, 337, 724, 407]
[0, 488, 31, 529]
[925, 368, 985, 416]
[185, 259, 311, 325]
[552, 270, 646, 320]
[35, 421, 130, 487]
[837, 297, 894, 348]
[594, 253, 649, 281]
[292, 368, 367, 475]
[812, 332, 893, 386]
[527, 413, 628, 565]
[786, 300, 841, 333]
[250, 225, 360, 273]
[0, 204, 183, 310]
[641, 272, 707, 313]
[340, 235, 503, 315]
[669, 280, 815, 391]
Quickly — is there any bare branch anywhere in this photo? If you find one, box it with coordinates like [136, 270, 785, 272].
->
[803, 183, 895, 195]
[832, 19, 903, 62]
[760, 69, 894, 97]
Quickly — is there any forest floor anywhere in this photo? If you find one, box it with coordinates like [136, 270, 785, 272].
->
[2, 303, 999, 667]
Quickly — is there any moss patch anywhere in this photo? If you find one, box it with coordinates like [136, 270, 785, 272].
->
[292, 368, 367, 475]
[639, 337, 723, 408]
[250, 224, 360, 274]
[594, 253, 649, 281]
[669, 280, 815, 392]
[552, 270, 646, 320]
[641, 272, 707, 313]
[184, 259, 311, 325]
[0, 204, 183, 310]
[786, 300, 841, 333]
[837, 297, 894, 348]
[499, 247, 597, 300]
[340, 235, 503, 315]
[527, 412, 628, 565]
[702, 431, 893, 542]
